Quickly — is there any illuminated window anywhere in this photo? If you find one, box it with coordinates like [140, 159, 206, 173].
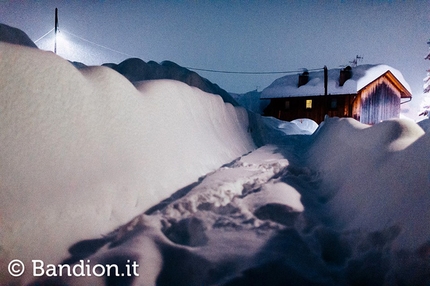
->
[306, 99, 312, 109]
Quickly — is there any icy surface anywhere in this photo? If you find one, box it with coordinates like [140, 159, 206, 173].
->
[1, 42, 430, 285]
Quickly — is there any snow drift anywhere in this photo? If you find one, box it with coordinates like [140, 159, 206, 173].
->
[102, 58, 239, 106]
[307, 117, 430, 248]
[34, 118, 430, 285]
[0, 42, 255, 284]
[0, 23, 38, 48]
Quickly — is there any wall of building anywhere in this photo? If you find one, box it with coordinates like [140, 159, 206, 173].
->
[359, 78, 401, 124]
[264, 94, 353, 124]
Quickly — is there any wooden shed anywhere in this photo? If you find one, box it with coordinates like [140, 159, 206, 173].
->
[261, 64, 412, 124]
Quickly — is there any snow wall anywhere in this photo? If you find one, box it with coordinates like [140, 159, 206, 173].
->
[0, 42, 256, 283]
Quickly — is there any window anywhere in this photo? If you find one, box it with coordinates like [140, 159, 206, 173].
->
[284, 100, 290, 110]
[306, 99, 312, 109]
[330, 99, 337, 109]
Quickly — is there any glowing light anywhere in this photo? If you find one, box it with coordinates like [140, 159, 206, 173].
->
[54, 32, 77, 60]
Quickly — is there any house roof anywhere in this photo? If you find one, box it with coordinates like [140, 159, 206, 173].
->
[260, 64, 412, 99]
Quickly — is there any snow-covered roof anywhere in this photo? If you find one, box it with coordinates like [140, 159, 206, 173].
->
[260, 64, 412, 99]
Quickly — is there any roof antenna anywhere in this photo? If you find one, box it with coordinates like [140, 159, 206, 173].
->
[349, 55, 363, 67]
[54, 8, 58, 54]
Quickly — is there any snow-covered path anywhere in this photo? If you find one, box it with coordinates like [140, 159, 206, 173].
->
[38, 117, 430, 285]
[39, 140, 326, 285]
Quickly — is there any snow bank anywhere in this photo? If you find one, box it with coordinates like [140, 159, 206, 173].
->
[261, 116, 318, 135]
[0, 42, 255, 284]
[103, 58, 239, 106]
[418, 118, 430, 132]
[0, 23, 38, 48]
[308, 117, 430, 248]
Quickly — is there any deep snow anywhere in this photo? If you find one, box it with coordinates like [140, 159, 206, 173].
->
[35, 119, 430, 285]
[1, 39, 429, 285]
[0, 42, 255, 284]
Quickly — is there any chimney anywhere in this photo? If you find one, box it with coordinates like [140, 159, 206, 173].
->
[298, 70, 309, 87]
[339, 66, 352, 86]
[324, 66, 328, 96]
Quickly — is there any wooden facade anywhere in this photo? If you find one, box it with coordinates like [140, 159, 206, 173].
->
[265, 94, 355, 124]
[354, 72, 404, 124]
[262, 68, 411, 125]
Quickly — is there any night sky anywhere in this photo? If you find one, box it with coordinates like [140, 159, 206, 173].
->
[1, 1, 429, 118]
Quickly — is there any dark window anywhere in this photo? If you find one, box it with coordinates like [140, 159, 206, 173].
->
[330, 99, 337, 109]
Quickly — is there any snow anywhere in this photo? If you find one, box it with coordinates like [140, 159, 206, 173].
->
[1, 39, 430, 285]
[418, 118, 430, 132]
[36, 118, 430, 285]
[230, 90, 270, 114]
[260, 116, 318, 135]
[0, 23, 38, 48]
[308, 117, 430, 248]
[104, 58, 240, 107]
[260, 64, 412, 99]
[0, 42, 255, 284]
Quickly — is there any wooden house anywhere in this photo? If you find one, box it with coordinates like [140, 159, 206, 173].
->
[260, 64, 412, 124]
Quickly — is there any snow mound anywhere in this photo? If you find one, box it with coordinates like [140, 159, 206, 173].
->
[0, 23, 38, 48]
[308, 117, 429, 248]
[0, 42, 255, 284]
[418, 118, 430, 132]
[262, 117, 318, 135]
[291, 118, 319, 134]
[103, 58, 239, 106]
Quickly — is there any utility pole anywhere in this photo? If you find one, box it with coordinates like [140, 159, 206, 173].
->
[54, 8, 58, 54]
[324, 65, 328, 96]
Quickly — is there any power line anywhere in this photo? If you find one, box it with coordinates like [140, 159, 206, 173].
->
[61, 29, 135, 58]
[33, 28, 324, 76]
[185, 67, 323, 75]
[34, 28, 54, 43]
